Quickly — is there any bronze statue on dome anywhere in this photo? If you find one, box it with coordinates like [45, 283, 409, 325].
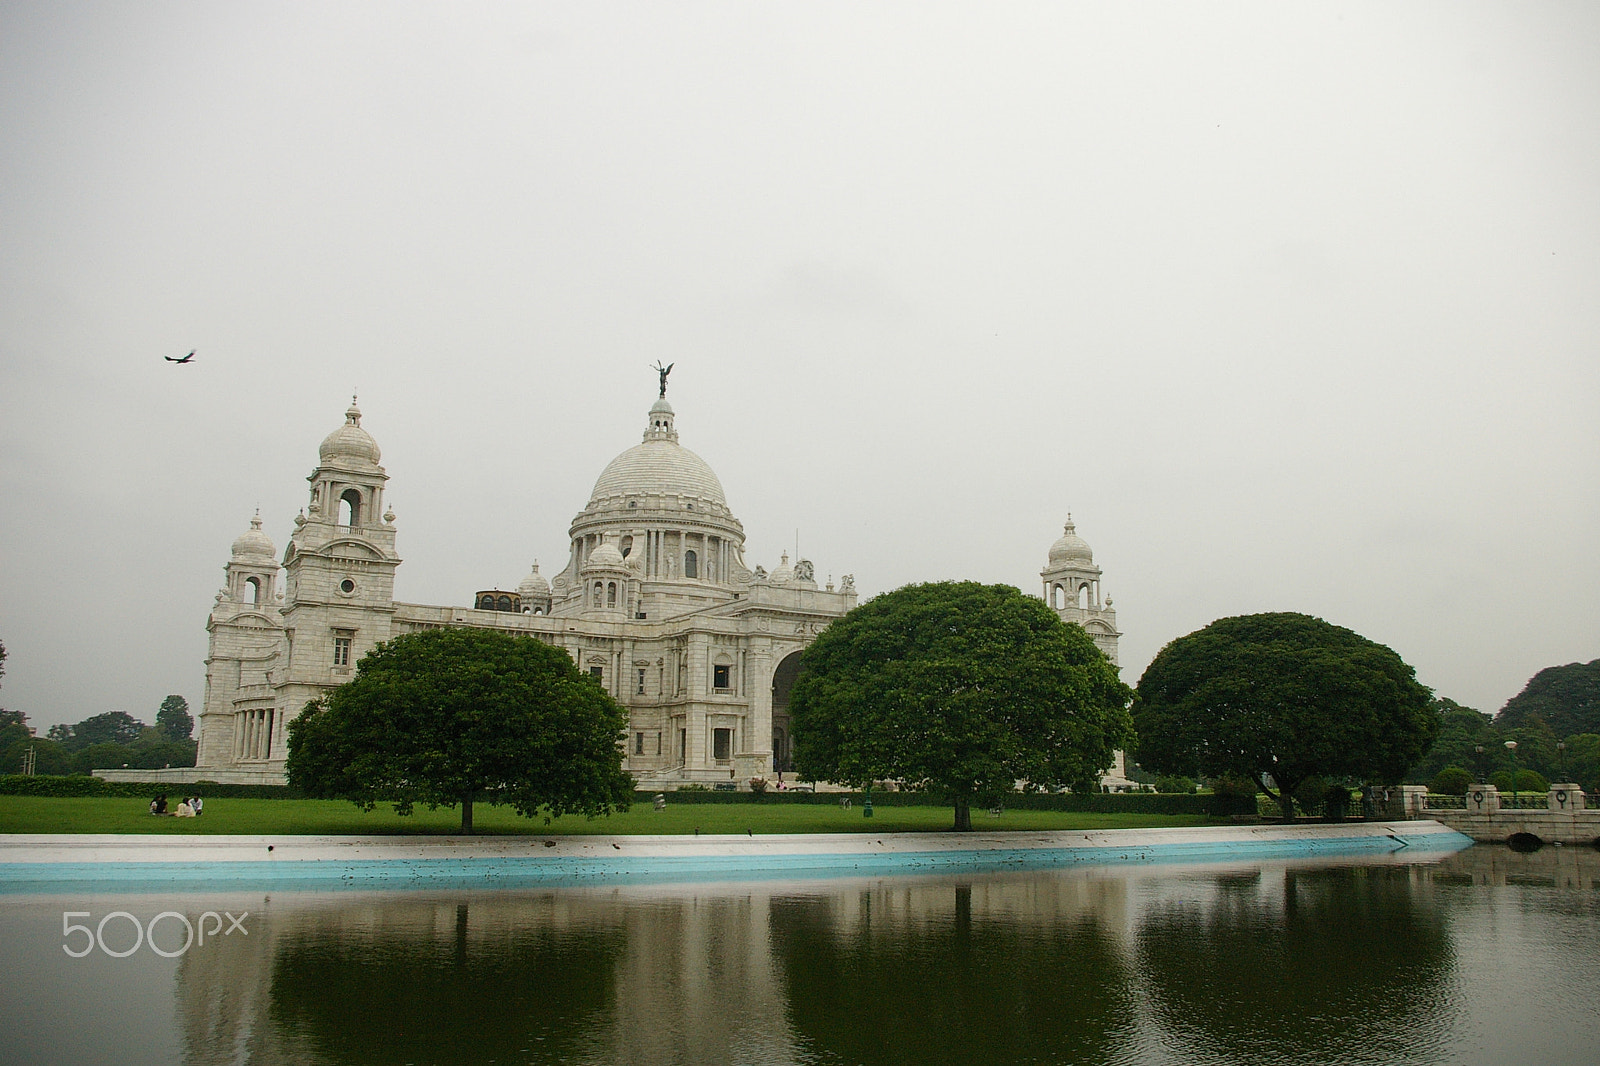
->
[652, 361, 674, 397]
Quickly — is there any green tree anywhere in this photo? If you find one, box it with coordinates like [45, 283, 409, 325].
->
[156, 695, 193, 741]
[1495, 659, 1600, 736]
[1429, 767, 1473, 795]
[1132, 613, 1436, 821]
[1407, 697, 1495, 783]
[788, 581, 1133, 831]
[287, 627, 635, 833]
[1557, 733, 1600, 792]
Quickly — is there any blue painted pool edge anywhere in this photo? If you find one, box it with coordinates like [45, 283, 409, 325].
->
[0, 823, 1474, 893]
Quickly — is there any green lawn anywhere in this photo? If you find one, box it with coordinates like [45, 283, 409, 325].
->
[0, 795, 1217, 837]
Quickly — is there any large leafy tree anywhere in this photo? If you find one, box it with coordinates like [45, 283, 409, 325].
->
[789, 581, 1133, 831]
[1133, 613, 1436, 820]
[287, 627, 635, 832]
[1494, 659, 1600, 737]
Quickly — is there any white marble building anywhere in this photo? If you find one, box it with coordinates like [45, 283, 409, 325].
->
[182, 380, 1123, 788]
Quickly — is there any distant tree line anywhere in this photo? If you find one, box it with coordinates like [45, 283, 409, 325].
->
[1, 691, 197, 777]
[1408, 659, 1600, 795]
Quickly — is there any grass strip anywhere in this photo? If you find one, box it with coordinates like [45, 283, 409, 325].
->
[0, 796, 1218, 837]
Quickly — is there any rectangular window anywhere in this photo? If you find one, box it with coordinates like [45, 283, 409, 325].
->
[655, 732, 662, 756]
[637, 668, 646, 695]
[333, 635, 353, 667]
[589, 666, 604, 682]
[713, 727, 732, 761]
[634, 732, 645, 755]
[713, 664, 731, 692]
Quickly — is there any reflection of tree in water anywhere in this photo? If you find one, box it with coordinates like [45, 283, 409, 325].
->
[770, 882, 1132, 1066]
[1136, 867, 1455, 1064]
[267, 901, 625, 1066]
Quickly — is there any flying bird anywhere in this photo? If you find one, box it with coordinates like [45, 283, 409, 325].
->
[165, 350, 196, 363]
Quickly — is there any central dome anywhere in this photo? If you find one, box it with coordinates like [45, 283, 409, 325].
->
[588, 439, 727, 509]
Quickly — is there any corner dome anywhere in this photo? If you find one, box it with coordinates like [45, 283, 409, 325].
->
[1048, 519, 1093, 566]
[517, 563, 550, 596]
[231, 514, 276, 560]
[319, 399, 381, 465]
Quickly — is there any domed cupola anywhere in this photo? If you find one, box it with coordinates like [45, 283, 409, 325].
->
[231, 513, 277, 562]
[1048, 517, 1094, 566]
[222, 512, 280, 608]
[517, 562, 553, 615]
[319, 398, 382, 467]
[767, 551, 795, 586]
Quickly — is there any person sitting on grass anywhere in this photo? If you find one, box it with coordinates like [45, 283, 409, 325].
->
[174, 798, 195, 817]
[190, 795, 203, 816]
[150, 795, 168, 815]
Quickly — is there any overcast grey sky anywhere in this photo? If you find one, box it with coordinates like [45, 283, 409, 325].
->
[2, 2, 1596, 734]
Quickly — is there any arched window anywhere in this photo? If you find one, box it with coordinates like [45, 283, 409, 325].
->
[246, 576, 262, 605]
[593, 582, 604, 605]
[338, 489, 362, 527]
[1077, 584, 1090, 609]
[479, 595, 495, 610]
[684, 550, 698, 578]
[607, 582, 617, 607]
[497, 596, 512, 612]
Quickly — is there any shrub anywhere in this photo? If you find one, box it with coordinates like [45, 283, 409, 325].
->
[1490, 769, 1550, 794]
[1429, 766, 1474, 795]
[1323, 784, 1352, 820]
[1208, 773, 1258, 798]
[1153, 774, 1196, 795]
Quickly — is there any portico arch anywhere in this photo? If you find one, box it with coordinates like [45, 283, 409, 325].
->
[771, 650, 804, 773]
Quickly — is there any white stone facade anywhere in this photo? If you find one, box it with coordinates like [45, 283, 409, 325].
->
[195, 386, 1127, 790]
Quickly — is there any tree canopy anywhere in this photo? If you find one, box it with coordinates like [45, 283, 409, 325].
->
[1494, 659, 1600, 737]
[156, 695, 193, 741]
[1132, 612, 1436, 819]
[287, 627, 636, 832]
[788, 581, 1133, 831]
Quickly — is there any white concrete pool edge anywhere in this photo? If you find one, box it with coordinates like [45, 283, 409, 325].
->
[0, 819, 1469, 865]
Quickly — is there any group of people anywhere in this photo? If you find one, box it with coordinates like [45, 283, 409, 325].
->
[148, 794, 203, 817]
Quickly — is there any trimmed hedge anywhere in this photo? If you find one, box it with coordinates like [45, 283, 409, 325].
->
[636, 788, 1257, 817]
[0, 775, 302, 800]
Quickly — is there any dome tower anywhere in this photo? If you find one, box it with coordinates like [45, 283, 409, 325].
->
[1041, 515, 1120, 664]
[555, 379, 748, 617]
[223, 512, 279, 607]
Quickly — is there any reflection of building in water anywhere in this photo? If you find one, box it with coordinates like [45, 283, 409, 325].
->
[168, 874, 1132, 1065]
[173, 375, 1134, 792]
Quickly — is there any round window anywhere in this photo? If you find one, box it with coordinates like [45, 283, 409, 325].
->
[339, 579, 356, 594]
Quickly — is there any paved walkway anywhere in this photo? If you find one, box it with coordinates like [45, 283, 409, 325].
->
[0, 821, 1472, 891]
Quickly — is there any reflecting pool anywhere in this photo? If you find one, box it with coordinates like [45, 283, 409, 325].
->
[2, 844, 1596, 1066]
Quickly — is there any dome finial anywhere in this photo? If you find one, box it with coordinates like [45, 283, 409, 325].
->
[652, 361, 674, 398]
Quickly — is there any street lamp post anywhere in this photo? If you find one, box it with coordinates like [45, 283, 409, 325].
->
[1505, 740, 1519, 808]
[1557, 740, 1568, 782]
[1475, 744, 1486, 785]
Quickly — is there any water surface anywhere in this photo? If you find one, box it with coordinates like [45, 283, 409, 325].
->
[2, 844, 1595, 1066]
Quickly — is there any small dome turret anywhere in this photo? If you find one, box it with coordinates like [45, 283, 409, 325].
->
[231, 513, 276, 561]
[319, 398, 382, 465]
[585, 538, 627, 571]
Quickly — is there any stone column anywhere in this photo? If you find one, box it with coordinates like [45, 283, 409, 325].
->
[1466, 785, 1501, 814]
[746, 640, 774, 777]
